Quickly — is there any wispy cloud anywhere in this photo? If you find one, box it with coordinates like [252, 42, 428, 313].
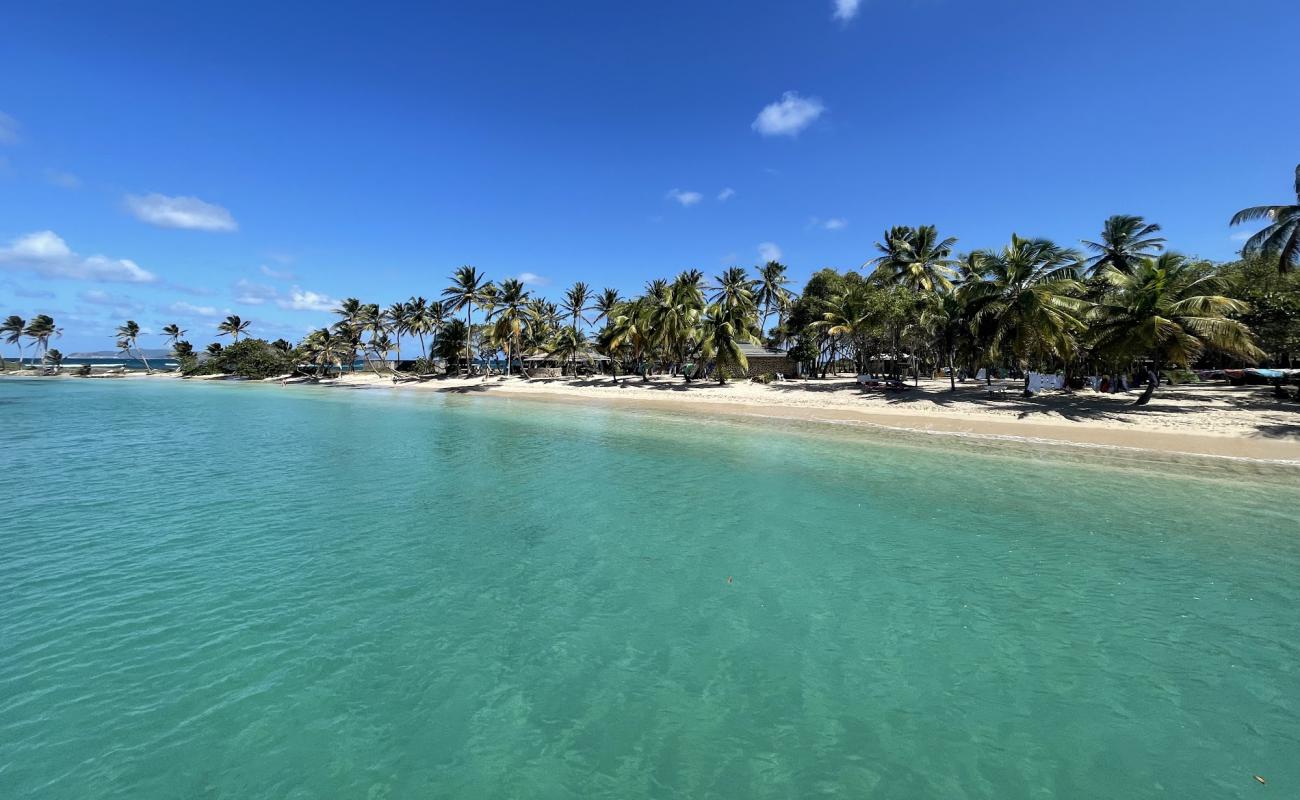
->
[233, 278, 277, 305]
[666, 188, 703, 207]
[517, 272, 551, 286]
[1229, 230, 1253, 242]
[259, 264, 297, 281]
[78, 289, 143, 314]
[0, 111, 19, 145]
[277, 287, 338, 312]
[125, 193, 238, 232]
[809, 216, 848, 231]
[752, 92, 825, 137]
[44, 169, 81, 189]
[0, 230, 158, 283]
[758, 242, 783, 262]
[832, 0, 863, 22]
[166, 301, 220, 317]
[717, 187, 736, 202]
[720, 252, 740, 265]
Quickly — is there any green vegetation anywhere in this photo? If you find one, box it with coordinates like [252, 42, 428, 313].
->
[7, 166, 1299, 398]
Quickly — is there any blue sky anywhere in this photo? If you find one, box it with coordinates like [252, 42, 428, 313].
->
[2, 0, 1297, 351]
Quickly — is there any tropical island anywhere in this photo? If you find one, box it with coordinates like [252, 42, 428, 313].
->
[5, 180, 1300, 462]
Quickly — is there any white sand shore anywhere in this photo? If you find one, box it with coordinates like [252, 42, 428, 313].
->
[240, 372, 1300, 462]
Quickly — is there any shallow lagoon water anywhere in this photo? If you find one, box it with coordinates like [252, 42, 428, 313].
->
[2, 378, 1298, 798]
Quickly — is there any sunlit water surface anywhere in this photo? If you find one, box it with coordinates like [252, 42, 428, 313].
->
[2, 378, 1298, 798]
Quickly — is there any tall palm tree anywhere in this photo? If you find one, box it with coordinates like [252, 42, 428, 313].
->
[867, 225, 957, 293]
[331, 299, 363, 370]
[602, 297, 655, 381]
[406, 296, 432, 358]
[710, 267, 758, 333]
[217, 315, 250, 342]
[919, 289, 969, 391]
[24, 316, 60, 368]
[699, 303, 751, 384]
[1231, 164, 1300, 274]
[302, 327, 346, 378]
[443, 266, 490, 375]
[651, 274, 705, 380]
[546, 325, 588, 374]
[384, 302, 409, 368]
[560, 282, 592, 377]
[754, 261, 792, 341]
[1, 315, 26, 369]
[592, 288, 622, 326]
[115, 319, 151, 372]
[961, 235, 1088, 395]
[492, 278, 531, 376]
[1082, 215, 1165, 274]
[1088, 253, 1264, 405]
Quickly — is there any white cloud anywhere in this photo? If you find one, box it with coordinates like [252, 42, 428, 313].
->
[277, 286, 338, 312]
[758, 242, 783, 262]
[78, 289, 142, 313]
[832, 0, 863, 21]
[666, 188, 703, 207]
[810, 216, 848, 231]
[233, 278, 277, 305]
[45, 169, 81, 189]
[0, 112, 18, 145]
[752, 92, 826, 137]
[717, 187, 736, 202]
[259, 264, 296, 281]
[0, 230, 159, 283]
[517, 272, 551, 286]
[168, 301, 219, 317]
[125, 193, 238, 232]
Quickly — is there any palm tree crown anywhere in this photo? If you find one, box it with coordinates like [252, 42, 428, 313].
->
[1231, 164, 1300, 273]
[217, 315, 251, 341]
[1082, 215, 1165, 274]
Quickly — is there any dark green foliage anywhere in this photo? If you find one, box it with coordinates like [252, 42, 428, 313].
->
[210, 338, 295, 379]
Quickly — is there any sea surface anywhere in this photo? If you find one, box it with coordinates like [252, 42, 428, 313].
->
[2, 378, 1298, 799]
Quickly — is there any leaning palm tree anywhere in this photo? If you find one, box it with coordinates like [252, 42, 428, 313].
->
[115, 319, 151, 372]
[217, 315, 250, 342]
[1088, 253, 1264, 405]
[1, 315, 26, 369]
[24, 316, 60, 367]
[961, 235, 1088, 395]
[1231, 164, 1300, 274]
[43, 348, 64, 373]
[754, 261, 792, 341]
[161, 323, 187, 347]
[301, 327, 346, 378]
[699, 304, 751, 384]
[443, 266, 491, 375]
[1082, 215, 1165, 274]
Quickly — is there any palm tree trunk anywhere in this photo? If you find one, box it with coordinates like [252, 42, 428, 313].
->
[465, 306, 472, 376]
[948, 348, 956, 391]
[1134, 361, 1160, 406]
[137, 341, 153, 373]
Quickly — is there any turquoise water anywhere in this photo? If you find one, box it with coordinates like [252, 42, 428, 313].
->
[2, 379, 1298, 799]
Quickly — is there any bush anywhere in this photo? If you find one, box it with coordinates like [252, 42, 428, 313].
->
[210, 338, 295, 379]
[751, 372, 776, 384]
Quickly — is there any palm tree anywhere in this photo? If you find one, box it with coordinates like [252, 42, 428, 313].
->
[492, 278, 531, 376]
[653, 272, 706, 380]
[301, 327, 346, 378]
[1082, 215, 1165, 274]
[867, 225, 957, 293]
[755, 261, 792, 341]
[367, 332, 396, 374]
[560, 282, 592, 377]
[547, 325, 588, 374]
[44, 348, 64, 373]
[1, 315, 25, 369]
[205, 342, 224, 357]
[406, 296, 432, 358]
[217, 315, 250, 342]
[699, 304, 751, 384]
[161, 323, 187, 347]
[384, 302, 409, 369]
[25, 316, 60, 367]
[443, 266, 490, 375]
[710, 267, 758, 334]
[1088, 253, 1264, 405]
[1231, 164, 1300, 274]
[961, 235, 1088, 395]
[592, 288, 622, 326]
[919, 289, 969, 391]
[115, 319, 151, 372]
[602, 297, 655, 381]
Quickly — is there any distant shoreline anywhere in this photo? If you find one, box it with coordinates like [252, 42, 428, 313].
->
[8, 368, 1298, 464]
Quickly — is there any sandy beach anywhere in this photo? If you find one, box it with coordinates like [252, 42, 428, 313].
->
[73, 369, 1295, 463]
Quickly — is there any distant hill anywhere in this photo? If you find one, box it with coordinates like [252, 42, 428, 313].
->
[67, 348, 174, 358]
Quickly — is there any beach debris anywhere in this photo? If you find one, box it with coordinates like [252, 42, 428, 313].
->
[1253, 774, 1266, 785]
